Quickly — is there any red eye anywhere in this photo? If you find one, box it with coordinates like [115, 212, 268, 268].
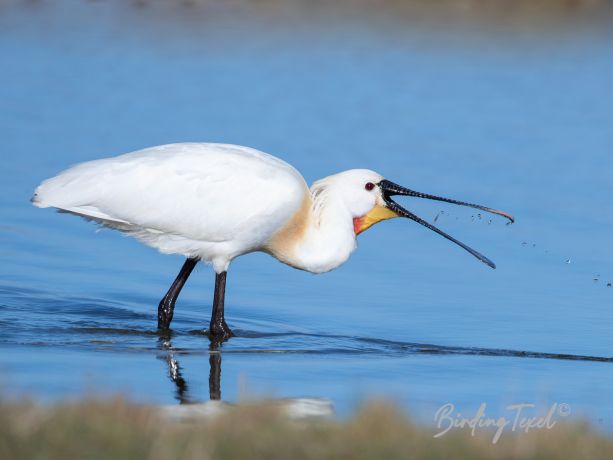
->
[365, 182, 375, 191]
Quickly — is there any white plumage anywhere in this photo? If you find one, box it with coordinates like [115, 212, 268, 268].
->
[34, 143, 310, 273]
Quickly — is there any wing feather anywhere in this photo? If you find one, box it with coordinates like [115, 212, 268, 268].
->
[33, 143, 308, 247]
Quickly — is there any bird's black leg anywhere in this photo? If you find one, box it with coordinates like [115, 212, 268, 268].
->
[208, 271, 233, 340]
[157, 258, 198, 330]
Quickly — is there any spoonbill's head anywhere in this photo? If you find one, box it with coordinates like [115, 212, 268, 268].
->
[320, 169, 515, 269]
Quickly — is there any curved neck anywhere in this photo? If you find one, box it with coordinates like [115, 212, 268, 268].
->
[290, 194, 357, 273]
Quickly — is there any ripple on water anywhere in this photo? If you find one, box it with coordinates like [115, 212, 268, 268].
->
[2, 284, 612, 364]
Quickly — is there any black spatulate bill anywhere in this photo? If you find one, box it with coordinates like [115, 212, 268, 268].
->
[378, 179, 514, 269]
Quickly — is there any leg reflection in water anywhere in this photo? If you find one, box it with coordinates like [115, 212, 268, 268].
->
[208, 344, 222, 401]
[158, 333, 223, 403]
[157, 335, 335, 419]
[158, 333, 192, 404]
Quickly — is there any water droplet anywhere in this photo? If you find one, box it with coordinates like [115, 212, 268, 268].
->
[521, 242, 527, 247]
[565, 258, 571, 264]
[593, 278, 599, 283]
[607, 283, 612, 288]
[477, 213, 482, 220]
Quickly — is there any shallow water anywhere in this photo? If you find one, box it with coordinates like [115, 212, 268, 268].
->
[1, 1, 613, 426]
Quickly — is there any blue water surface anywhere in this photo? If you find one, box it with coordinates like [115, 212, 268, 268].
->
[1, 1, 612, 426]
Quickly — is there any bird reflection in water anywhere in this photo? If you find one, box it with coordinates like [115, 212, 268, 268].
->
[158, 333, 223, 403]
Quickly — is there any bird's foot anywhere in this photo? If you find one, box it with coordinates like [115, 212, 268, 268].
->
[207, 321, 234, 342]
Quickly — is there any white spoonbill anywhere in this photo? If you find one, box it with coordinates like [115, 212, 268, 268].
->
[32, 143, 513, 339]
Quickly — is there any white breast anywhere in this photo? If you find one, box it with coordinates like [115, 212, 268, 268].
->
[33, 143, 310, 271]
